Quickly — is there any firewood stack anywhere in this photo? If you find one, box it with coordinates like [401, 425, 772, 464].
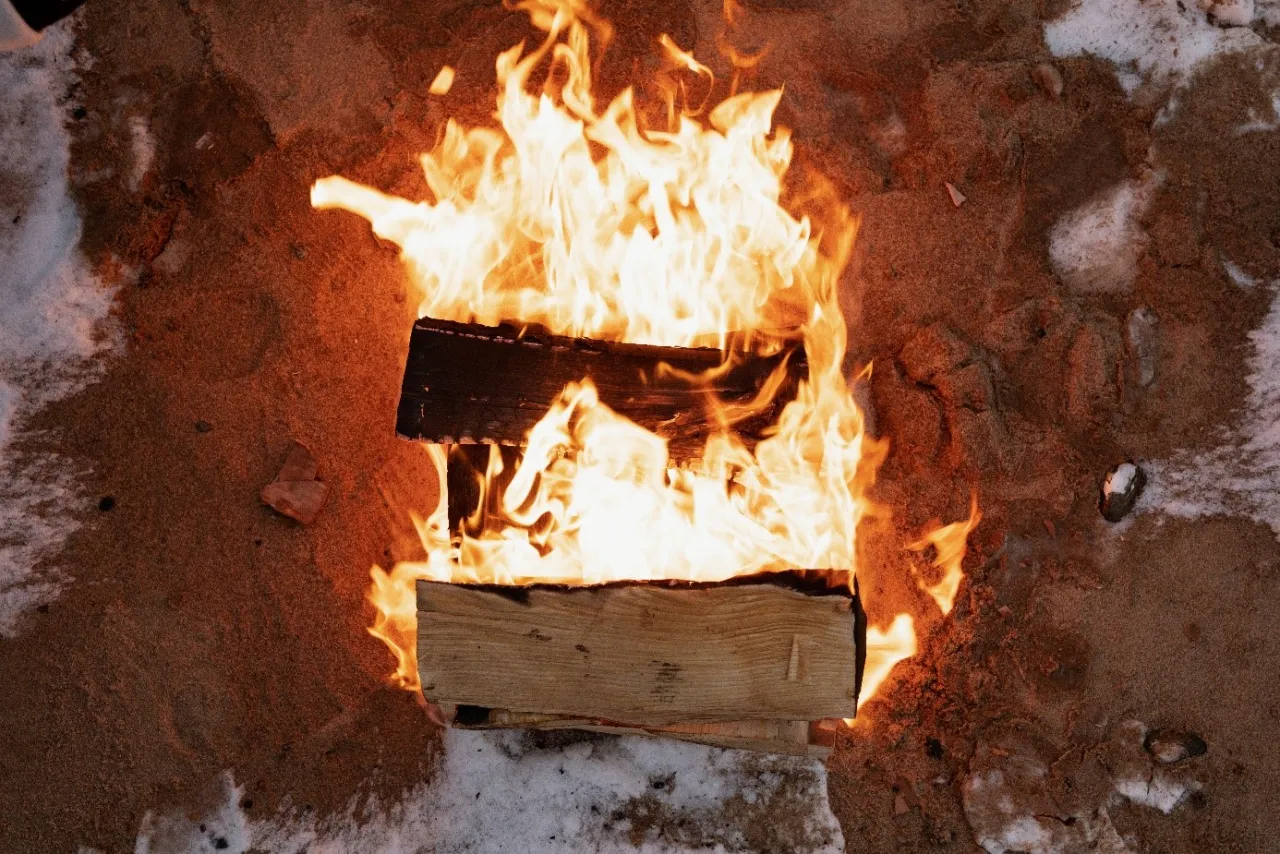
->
[399, 317, 866, 756]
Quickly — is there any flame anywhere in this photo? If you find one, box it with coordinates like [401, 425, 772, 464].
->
[909, 493, 981, 616]
[314, 0, 968, 704]
[854, 614, 917, 715]
[428, 66, 455, 96]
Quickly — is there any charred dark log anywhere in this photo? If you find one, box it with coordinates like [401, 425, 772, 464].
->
[396, 318, 806, 460]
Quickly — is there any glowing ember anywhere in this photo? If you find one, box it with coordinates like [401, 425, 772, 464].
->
[314, 0, 977, 706]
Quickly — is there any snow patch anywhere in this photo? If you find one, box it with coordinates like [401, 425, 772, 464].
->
[1145, 284, 1280, 534]
[1234, 91, 1280, 135]
[1202, 0, 1256, 27]
[1045, 0, 1262, 96]
[128, 114, 155, 192]
[0, 21, 118, 636]
[962, 766, 1132, 854]
[1261, 0, 1280, 27]
[1113, 773, 1195, 814]
[1105, 463, 1138, 497]
[1048, 178, 1155, 294]
[1223, 256, 1260, 287]
[132, 730, 844, 854]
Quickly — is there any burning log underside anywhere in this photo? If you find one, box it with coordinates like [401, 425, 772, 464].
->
[454, 711, 834, 759]
[396, 317, 806, 460]
[402, 319, 859, 754]
[417, 575, 865, 755]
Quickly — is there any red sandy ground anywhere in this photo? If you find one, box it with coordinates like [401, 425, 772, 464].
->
[2, 0, 1279, 851]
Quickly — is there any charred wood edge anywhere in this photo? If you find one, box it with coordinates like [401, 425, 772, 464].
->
[443, 705, 837, 758]
[395, 317, 806, 459]
[446, 445, 519, 542]
[852, 576, 867, 709]
[433, 567, 856, 600]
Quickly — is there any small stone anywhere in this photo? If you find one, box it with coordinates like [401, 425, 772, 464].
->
[261, 480, 330, 525]
[262, 442, 328, 524]
[291, 243, 308, 260]
[1032, 62, 1064, 98]
[894, 793, 909, 815]
[276, 442, 319, 483]
[1199, 0, 1254, 26]
[1100, 462, 1146, 522]
[195, 420, 213, 433]
[1144, 729, 1207, 764]
[945, 182, 967, 207]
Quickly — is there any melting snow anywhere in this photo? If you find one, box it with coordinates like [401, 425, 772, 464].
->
[1048, 177, 1156, 294]
[1045, 0, 1263, 95]
[127, 114, 155, 192]
[1145, 285, 1280, 534]
[0, 22, 118, 636]
[1223, 257, 1260, 288]
[1104, 463, 1138, 497]
[132, 730, 844, 854]
[1113, 773, 1195, 814]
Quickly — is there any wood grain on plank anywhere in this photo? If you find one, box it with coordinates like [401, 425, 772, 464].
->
[417, 580, 858, 726]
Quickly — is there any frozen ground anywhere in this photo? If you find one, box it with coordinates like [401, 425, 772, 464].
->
[0, 20, 117, 636]
[131, 731, 842, 854]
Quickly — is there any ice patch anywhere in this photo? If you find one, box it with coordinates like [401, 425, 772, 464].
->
[1048, 178, 1155, 294]
[0, 20, 118, 636]
[132, 730, 844, 854]
[1045, 0, 1262, 96]
[1145, 284, 1280, 534]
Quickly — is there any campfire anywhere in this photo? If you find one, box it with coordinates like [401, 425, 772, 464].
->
[311, 0, 976, 755]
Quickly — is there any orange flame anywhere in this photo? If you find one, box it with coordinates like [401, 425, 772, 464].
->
[853, 614, 917, 716]
[315, 0, 971, 704]
[909, 493, 981, 616]
[428, 66, 455, 96]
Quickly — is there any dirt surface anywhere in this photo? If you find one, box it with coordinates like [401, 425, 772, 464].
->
[2, 0, 1280, 851]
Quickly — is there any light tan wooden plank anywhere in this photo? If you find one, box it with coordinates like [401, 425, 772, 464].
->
[417, 580, 857, 726]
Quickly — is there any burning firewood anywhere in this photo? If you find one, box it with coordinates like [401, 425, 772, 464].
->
[396, 317, 806, 461]
[416, 574, 864, 749]
[307, 0, 938, 758]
